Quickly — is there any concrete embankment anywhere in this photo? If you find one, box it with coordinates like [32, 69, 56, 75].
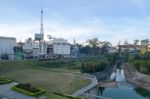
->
[92, 65, 117, 82]
[124, 65, 150, 91]
[98, 80, 117, 88]
[72, 65, 117, 97]
[72, 74, 98, 96]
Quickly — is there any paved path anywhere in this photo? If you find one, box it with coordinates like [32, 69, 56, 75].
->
[0, 82, 46, 99]
[72, 74, 98, 96]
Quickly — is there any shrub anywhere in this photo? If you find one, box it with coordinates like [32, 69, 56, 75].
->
[133, 60, 150, 74]
[53, 92, 81, 99]
[81, 59, 108, 73]
[12, 83, 45, 96]
[0, 77, 12, 84]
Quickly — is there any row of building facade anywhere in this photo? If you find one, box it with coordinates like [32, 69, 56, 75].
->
[0, 35, 79, 60]
[0, 35, 150, 60]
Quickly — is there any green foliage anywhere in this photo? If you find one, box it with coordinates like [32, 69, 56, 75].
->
[86, 38, 99, 48]
[128, 56, 135, 63]
[134, 87, 150, 98]
[80, 53, 121, 73]
[106, 53, 120, 65]
[141, 52, 150, 60]
[0, 59, 80, 73]
[127, 50, 150, 75]
[133, 60, 150, 74]
[81, 58, 109, 73]
[0, 77, 12, 84]
[53, 92, 81, 99]
[133, 61, 141, 71]
[79, 38, 112, 56]
[0, 60, 91, 98]
[12, 84, 45, 96]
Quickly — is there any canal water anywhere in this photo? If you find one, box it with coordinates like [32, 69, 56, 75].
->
[99, 69, 150, 99]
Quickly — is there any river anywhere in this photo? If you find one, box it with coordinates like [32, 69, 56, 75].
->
[98, 68, 150, 99]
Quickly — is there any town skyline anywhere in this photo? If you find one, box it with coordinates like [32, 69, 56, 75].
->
[0, 0, 150, 45]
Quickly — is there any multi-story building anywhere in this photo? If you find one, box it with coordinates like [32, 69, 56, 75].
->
[118, 44, 142, 53]
[117, 44, 142, 56]
[32, 40, 48, 59]
[50, 38, 70, 57]
[108, 47, 117, 53]
[23, 38, 33, 59]
[0, 36, 16, 60]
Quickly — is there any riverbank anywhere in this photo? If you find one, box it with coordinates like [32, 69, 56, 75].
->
[72, 74, 98, 96]
[92, 65, 117, 82]
[124, 64, 150, 91]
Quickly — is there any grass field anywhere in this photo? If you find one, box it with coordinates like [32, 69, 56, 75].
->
[0, 60, 91, 99]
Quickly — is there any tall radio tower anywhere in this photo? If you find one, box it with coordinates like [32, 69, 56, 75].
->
[34, 7, 44, 40]
[40, 7, 44, 34]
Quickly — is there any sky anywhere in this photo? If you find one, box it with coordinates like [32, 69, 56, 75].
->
[0, 0, 150, 45]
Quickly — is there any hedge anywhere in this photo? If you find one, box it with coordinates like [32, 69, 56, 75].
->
[12, 86, 45, 96]
[0, 77, 12, 84]
[53, 92, 82, 99]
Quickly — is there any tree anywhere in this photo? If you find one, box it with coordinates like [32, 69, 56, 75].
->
[141, 39, 149, 52]
[100, 41, 112, 54]
[80, 38, 112, 56]
[86, 38, 100, 56]
[86, 38, 99, 48]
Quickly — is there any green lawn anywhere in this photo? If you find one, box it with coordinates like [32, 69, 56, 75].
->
[0, 60, 91, 99]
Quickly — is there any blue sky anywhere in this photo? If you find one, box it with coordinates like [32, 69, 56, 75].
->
[0, 0, 150, 45]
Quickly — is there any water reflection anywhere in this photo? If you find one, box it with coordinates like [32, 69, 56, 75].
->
[99, 87, 105, 96]
[116, 69, 126, 82]
[98, 68, 150, 99]
[134, 87, 150, 99]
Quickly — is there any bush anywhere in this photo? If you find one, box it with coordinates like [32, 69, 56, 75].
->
[0, 77, 12, 84]
[81, 58, 108, 73]
[12, 83, 45, 96]
[133, 60, 150, 74]
[128, 56, 135, 63]
[53, 92, 81, 99]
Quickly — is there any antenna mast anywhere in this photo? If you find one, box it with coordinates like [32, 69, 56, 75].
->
[40, 7, 44, 34]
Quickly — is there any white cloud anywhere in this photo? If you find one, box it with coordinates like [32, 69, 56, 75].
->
[0, 15, 150, 46]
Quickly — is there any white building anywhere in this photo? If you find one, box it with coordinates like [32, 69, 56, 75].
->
[32, 40, 48, 58]
[23, 38, 33, 59]
[51, 38, 70, 57]
[22, 37, 70, 59]
[108, 47, 117, 53]
[23, 38, 33, 51]
[0, 37, 16, 60]
[118, 44, 141, 53]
